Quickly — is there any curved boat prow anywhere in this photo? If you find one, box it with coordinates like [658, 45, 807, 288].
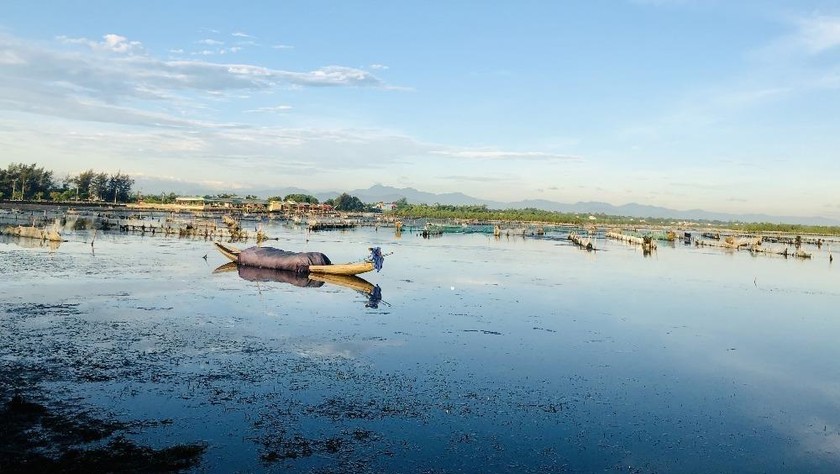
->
[214, 242, 241, 262]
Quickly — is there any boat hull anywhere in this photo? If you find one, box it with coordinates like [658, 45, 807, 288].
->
[308, 261, 374, 275]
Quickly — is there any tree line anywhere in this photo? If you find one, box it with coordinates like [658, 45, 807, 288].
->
[0, 163, 134, 203]
[392, 203, 840, 235]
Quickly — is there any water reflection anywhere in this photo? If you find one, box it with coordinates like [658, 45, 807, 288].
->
[4, 222, 838, 472]
[0, 234, 61, 251]
[213, 262, 384, 307]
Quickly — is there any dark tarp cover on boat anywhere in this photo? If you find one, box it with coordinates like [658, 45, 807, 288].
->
[237, 246, 331, 274]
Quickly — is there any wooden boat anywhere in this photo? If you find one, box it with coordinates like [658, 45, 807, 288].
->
[214, 242, 376, 276]
[309, 260, 374, 275]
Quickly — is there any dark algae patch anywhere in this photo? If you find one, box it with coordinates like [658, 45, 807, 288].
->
[0, 369, 206, 473]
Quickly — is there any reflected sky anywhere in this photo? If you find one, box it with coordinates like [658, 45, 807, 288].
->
[1, 224, 838, 472]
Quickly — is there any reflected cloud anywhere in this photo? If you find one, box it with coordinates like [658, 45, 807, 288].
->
[700, 346, 840, 465]
[295, 337, 403, 359]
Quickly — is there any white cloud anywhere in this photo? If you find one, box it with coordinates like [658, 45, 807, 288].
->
[370, 64, 389, 70]
[272, 44, 294, 50]
[795, 14, 840, 54]
[438, 175, 511, 183]
[0, 50, 25, 65]
[197, 38, 224, 46]
[0, 31, 392, 134]
[287, 66, 384, 86]
[431, 150, 582, 162]
[628, 0, 703, 6]
[58, 33, 144, 54]
[244, 105, 293, 113]
[758, 14, 840, 59]
[101, 34, 142, 53]
[232, 32, 254, 38]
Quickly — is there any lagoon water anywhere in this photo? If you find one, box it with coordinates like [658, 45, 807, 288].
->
[1, 223, 839, 472]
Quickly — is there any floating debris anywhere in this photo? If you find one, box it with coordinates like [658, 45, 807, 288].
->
[568, 231, 595, 251]
[1, 224, 61, 242]
[605, 231, 656, 252]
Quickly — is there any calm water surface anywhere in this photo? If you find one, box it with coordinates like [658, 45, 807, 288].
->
[1, 224, 839, 472]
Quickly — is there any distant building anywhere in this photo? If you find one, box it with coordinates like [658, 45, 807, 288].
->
[175, 196, 221, 208]
[174, 196, 267, 211]
[268, 200, 333, 214]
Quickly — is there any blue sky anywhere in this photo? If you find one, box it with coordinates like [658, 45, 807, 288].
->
[1, 1, 839, 218]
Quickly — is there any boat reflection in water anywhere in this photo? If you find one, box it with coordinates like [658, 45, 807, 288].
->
[213, 263, 384, 308]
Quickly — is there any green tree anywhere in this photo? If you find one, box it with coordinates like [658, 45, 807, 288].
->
[332, 193, 365, 212]
[0, 163, 54, 200]
[106, 171, 134, 202]
[394, 197, 409, 210]
[89, 172, 109, 201]
[71, 169, 96, 200]
[283, 193, 319, 204]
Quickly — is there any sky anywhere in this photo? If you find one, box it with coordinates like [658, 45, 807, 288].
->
[1, 0, 839, 218]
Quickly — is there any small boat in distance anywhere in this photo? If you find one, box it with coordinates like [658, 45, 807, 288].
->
[213, 242, 382, 276]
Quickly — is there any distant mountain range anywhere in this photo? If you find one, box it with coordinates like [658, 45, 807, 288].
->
[326, 185, 839, 226]
[135, 178, 839, 226]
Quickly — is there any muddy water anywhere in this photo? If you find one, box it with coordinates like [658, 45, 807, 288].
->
[1, 225, 839, 472]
